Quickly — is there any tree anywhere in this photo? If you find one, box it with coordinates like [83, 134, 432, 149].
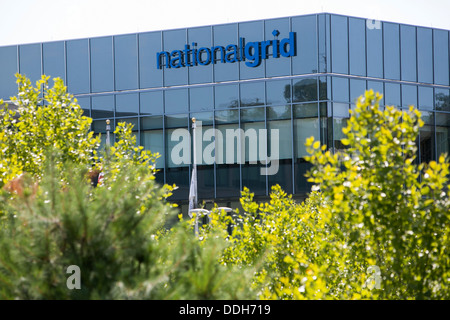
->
[0, 74, 99, 187]
[304, 90, 450, 299]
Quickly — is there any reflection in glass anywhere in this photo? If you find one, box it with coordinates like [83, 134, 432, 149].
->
[436, 113, 450, 157]
[141, 130, 164, 168]
[213, 24, 238, 82]
[190, 86, 213, 112]
[239, 21, 264, 80]
[350, 79, 366, 104]
[330, 15, 348, 74]
[435, 88, 450, 111]
[402, 84, 417, 108]
[383, 23, 400, 80]
[91, 95, 114, 119]
[188, 27, 213, 84]
[418, 86, 433, 110]
[384, 82, 401, 107]
[19, 44, 41, 84]
[240, 82, 265, 107]
[116, 93, 138, 117]
[433, 29, 449, 86]
[114, 34, 138, 90]
[43, 42, 65, 84]
[266, 80, 291, 105]
[417, 27, 433, 84]
[367, 22, 383, 78]
[268, 106, 291, 120]
[241, 107, 265, 122]
[292, 15, 318, 74]
[293, 78, 317, 102]
[164, 89, 188, 114]
[265, 18, 290, 77]
[349, 18, 366, 76]
[139, 32, 163, 88]
[141, 116, 163, 130]
[332, 77, 349, 102]
[0, 46, 18, 98]
[163, 29, 188, 86]
[401, 25, 417, 82]
[215, 84, 238, 109]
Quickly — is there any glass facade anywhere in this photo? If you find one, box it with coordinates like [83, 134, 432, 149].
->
[1, 13, 449, 209]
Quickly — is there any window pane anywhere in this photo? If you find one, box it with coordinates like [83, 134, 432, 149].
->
[141, 130, 164, 168]
[165, 114, 188, 128]
[435, 88, 450, 111]
[141, 116, 163, 130]
[213, 24, 238, 82]
[19, 44, 41, 84]
[332, 77, 349, 102]
[402, 84, 417, 108]
[433, 29, 449, 86]
[330, 15, 348, 74]
[367, 81, 384, 105]
[76, 96, 90, 117]
[215, 109, 238, 124]
[294, 118, 318, 158]
[214, 84, 238, 109]
[188, 26, 212, 84]
[367, 21, 383, 78]
[418, 86, 434, 110]
[265, 18, 290, 77]
[268, 106, 291, 120]
[91, 95, 114, 119]
[268, 120, 292, 194]
[191, 112, 213, 126]
[139, 32, 163, 88]
[140, 91, 163, 115]
[319, 76, 328, 100]
[420, 122, 435, 163]
[292, 15, 318, 74]
[349, 17, 366, 76]
[43, 41, 65, 85]
[436, 113, 450, 157]
[293, 77, 317, 102]
[293, 103, 318, 118]
[163, 29, 188, 86]
[66, 40, 90, 94]
[266, 79, 291, 105]
[242, 122, 266, 196]
[350, 78, 366, 104]
[400, 25, 417, 82]
[384, 82, 400, 107]
[164, 88, 188, 114]
[241, 107, 265, 122]
[417, 27, 433, 84]
[333, 118, 349, 152]
[0, 46, 18, 99]
[383, 23, 400, 80]
[239, 21, 264, 80]
[114, 34, 138, 90]
[190, 86, 213, 112]
[240, 81, 264, 107]
[216, 164, 240, 198]
[116, 93, 138, 117]
[90, 37, 114, 93]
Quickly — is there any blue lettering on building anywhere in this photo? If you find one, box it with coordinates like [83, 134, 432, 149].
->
[156, 30, 296, 69]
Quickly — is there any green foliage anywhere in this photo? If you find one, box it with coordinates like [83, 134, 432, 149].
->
[0, 74, 99, 186]
[305, 90, 450, 299]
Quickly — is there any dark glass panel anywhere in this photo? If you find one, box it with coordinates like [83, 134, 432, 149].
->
[213, 24, 238, 82]
[0, 46, 18, 99]
[435, 88, 450, 111]
[266, 79, 291, 106]
[267, 106, 291, 120]
[240, 81, 265, 107]
[114, 34, 138, 90]
[164, 88, 188, 114]
[43, 41, 65, 85]
[239, 20, 264, 80]
[91, 95, 114, 119]
[215, 109, 239, 124]
[141, 129, 164, 168]
[76, 96, 90, 117]
[402, 84, 417, 108]
[383, 23, 400, 80]
[367, 21, 383, 78]
[292, 15, 318, 74]
[436, 113, 450, 157]
[188, 26, 212, 84]
[333, 117, 349, 152]
[139, 32, 163, 88]
[163, 29, 188, 86]
[140, 91, 163, 115]
[349, 17, 366, 76]
[418, 86, 434, 110]
[417, 27, 433, 84]
[66, 39, 90, 94]
[433, 29, 449, 85]
[115, 92, 138, 117]
[242, 163, 266, 196]
[293, 103, 318, 118]
[190, 112, 213, 126]
[293, 77, 317, 102]
[190, 86, 213, 112]
[265, 18, 290, 77]
[241, 107, 265, 122]
[19, 44, 41, 84]
[268, 159, 293, 194]
[400, 25, 417, 82]
[166, 167, 189, 200]
[197, 165, 215, 199]
[141, 116, 163, 130]
[332, 77, 349, 102]
[216, 164, 240, 198]
[165, 114, 188, 128]
[319, 76, 328, 100]
[330, 15, 348, 74]
[90, 36, 114, 93]
[214, 83, 238, 109]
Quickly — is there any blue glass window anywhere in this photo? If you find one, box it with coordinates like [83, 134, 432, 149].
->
[330, 15, 348, 74]
[383, 23, 400, 80]
[350, 78, 366, 104]
[293, 77, 318, 103]
[435, 88, 450, 111]
[265, 18, 290, 77]
[266, 79, 291, 106]
[66, 39, 90, 94]
[215, 84, 238, 109]
[213, 24, 238, 82]
[116, 93, 138, 117]
[402, 84, 418, 108]
[418, 86, 434, 110]
[43, 41, 65, 84]
[384, 82, 400, 108]
[239, 20, 265, 80]
[349, 17, 366, 76]
[164, 89, 188, 114]
[140, 91, 163, 115]
[139, 32, 163, 88]
[91, 94, 114, 119]
[332, 77, 349, 102]
[114, 34, 138, 90]
[163, 29, 188, 86]
[240, 81, 265, 107]
[433, 29, 449, 86]
[90, 37, 114, 93]
[76, 96, 90, 117]
[190, 86, 213, 112]
[188, 27, 212, 84]
[0, 46, 18, 99]
[293, 15, 318, 74]
[417, 27, 433, 84]
[19, 44, 41, 84]
[367, 21, 383, 78]
[400, 25, 417, 82]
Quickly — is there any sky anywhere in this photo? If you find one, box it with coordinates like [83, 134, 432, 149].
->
[0, 0, 450, 46]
